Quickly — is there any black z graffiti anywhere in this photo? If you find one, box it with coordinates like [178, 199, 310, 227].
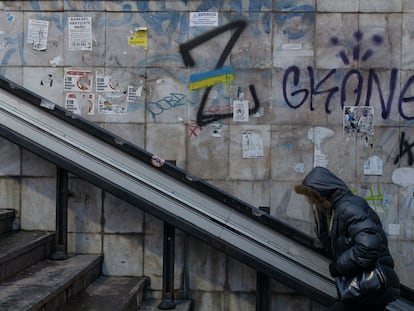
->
[179, 20, 260, 126]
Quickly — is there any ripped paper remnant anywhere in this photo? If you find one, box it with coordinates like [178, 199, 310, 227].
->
[242, 131, 264, 159]
[128, 27, 148, 50]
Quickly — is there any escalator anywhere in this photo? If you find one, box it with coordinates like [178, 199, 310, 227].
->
[0, 75, 412, 310]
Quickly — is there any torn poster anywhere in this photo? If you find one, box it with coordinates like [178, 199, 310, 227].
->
[96, 72, 120, 92]
[308, 127, 334, 168]
[68, 16, 92, 51]
[98, 94, 126, 115]
[127, 83, 144, 102]
[66, 93, 95, 115]
[364, 155, 383, 175]
[343, 106, 374, 146]
[128, 27, 148, 50]
[242, 131, 264, 158]
[27, 19, 49, 50]
[64, 70, 93, 92]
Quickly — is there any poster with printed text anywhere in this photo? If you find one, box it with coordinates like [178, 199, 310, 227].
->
[64, 70, 93, 92]
[68, 17, 92, 51]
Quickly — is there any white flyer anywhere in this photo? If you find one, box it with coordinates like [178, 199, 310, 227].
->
[233, 100, 249, 122]
[27, 19, 49, 50]
[96, 72, 120, 92]
[364, 156, 383, 176]
[98, 94, 126, 115]
[64, 70, 93, 92]
[65, 93, 95, 115]
[190, 12, 218, 27]
[242, 131, 264, 158]
[68, 16, 92, 51]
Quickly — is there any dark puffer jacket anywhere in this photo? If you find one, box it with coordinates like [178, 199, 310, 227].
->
[302, 167, 400, 305]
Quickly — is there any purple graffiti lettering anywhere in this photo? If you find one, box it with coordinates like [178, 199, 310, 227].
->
[366, 68, 398, 119]
[341, 69, 363, 108]
[283, 66, 338, 113]
[399, 75, 414, 121]
[283, 66, 308, 109]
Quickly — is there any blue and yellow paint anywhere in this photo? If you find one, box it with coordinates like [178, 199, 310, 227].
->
[189, 66, 234, 91]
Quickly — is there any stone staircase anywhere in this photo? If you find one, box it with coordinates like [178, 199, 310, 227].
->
[0, 208, 177, 311]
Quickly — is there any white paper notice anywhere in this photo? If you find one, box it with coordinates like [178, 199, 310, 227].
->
[66, 93, 95, 115]
[64, 70, 93, 92]
[233, 100, 249, 122]
[98, 94, 126, 115]
[96, 72, 120, 92]
[27, 19, 49, 50]
[68, 17, 92, 51]
[364, 156, 383, 175]
[242, 131, 264, 158]
[190, 12, 218, 27]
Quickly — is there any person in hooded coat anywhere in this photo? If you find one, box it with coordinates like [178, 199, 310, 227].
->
[295, 167, 400, 311]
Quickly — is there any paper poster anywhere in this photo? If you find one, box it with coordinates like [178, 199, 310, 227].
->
[233, 100, 249, 122]
[190, 12, 218, 27]
[128, 27, 148, 50]
[127, 83, 143, 102]
[64, 70, 93, 92]
[96, 72, 120, 92]
[27, 19, 49, 50]
[68, 16, 92, 51]
[343, 106, 374, 145]
[98, 94, 126, 114]
[364, 156, 383, 175]
[66, 93, 95, 115]
[242, 131, 264, 158]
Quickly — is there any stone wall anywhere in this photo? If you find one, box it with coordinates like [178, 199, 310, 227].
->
[0, 1, 413, 310]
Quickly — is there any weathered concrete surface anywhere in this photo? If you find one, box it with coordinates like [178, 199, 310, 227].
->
[62, 276, 150, 311]
[0, 254, 102, 310]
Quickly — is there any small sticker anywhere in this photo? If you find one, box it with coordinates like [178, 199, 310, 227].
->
[190, 12, 218, 27]
[151, 155, 165, 168]
[128, 27, 148, 50]
[233, 100, 249, 122]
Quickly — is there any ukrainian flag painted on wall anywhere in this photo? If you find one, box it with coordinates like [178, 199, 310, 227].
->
[189, 66, 234, 90]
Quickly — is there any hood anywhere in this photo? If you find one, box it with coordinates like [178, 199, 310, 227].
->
[302, 167, 350, 198]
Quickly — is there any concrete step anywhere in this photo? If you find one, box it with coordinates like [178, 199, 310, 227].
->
[0, 209, 15, 234]
[0, 230, 55, 282]
[139, 299, 192, 311]
[61, 276, 150, 311]
[0, 254, 102, 311]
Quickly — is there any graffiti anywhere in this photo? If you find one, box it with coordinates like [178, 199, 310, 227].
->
[275, 2, 314, 40]
[331, 31, 383, 65]
[283, 29, 414, 120]
[188, 66, 234, 91]
[187, 120, 203, 138]
[146, 93, 193, 122]
[394, 132, 414, 166]
[180, 20, 260, 126]
[364, 184, 386, 213]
